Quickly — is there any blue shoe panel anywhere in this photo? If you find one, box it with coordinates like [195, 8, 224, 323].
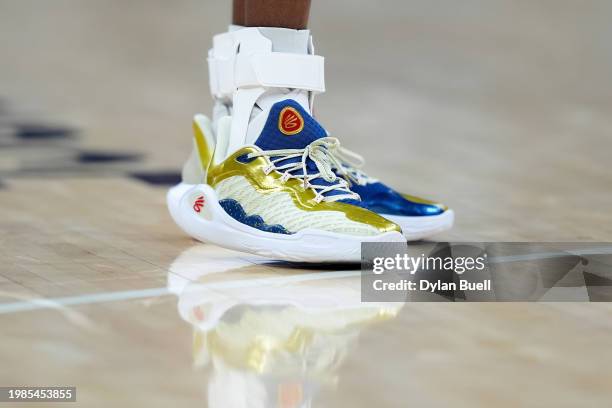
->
[219, 198, 293, 234]
[345, 182, 446, 217]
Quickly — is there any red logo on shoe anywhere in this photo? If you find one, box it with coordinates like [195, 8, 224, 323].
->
[193, 306, 205, 322]
[278, 106, 304, 135]
[193, 196, 205, 213]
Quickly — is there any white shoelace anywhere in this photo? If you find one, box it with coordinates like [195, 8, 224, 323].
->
[247, 137, 361, 203]
[331, 146, 377, 186]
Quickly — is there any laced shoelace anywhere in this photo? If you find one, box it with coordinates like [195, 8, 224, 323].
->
[329, 146, 377, 186]
[247, 137, 360, 203]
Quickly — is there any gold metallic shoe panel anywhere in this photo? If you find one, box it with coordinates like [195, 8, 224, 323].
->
[207, 147, 401, 233]
[192, 120, 213, 171]
[401, 193, 448, 211]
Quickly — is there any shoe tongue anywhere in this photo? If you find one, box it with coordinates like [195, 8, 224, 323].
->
[254, 99, 327, 151]
[252, 99, 353, 200]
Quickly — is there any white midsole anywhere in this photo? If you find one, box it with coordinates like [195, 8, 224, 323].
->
[384, 210, 455, 241]
[167, 182, 406, 263]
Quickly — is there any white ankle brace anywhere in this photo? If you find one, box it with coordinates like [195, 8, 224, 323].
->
[207, 27, 326, 156]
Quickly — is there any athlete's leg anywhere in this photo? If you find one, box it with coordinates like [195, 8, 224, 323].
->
[233, 0, 311, 29]
[232, 0, 246, 26]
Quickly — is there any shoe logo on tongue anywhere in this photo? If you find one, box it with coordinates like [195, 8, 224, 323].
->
[278, 106, 304, 136]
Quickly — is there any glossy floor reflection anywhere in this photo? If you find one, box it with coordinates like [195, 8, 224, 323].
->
[168, 245, 403, 408]
[2, 242, 612, 407]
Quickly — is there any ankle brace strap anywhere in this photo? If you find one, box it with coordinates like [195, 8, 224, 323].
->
[208, 29, 325, 100]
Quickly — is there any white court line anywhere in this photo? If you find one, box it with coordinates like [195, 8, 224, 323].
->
[0, 287, 171, 315]
[0, 270, 361, 315]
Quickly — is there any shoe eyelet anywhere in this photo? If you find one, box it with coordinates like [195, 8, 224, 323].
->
[263, 164, 274, 175]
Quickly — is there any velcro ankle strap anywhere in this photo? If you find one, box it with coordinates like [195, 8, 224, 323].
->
[236, 52, 325, 92]
[209, 52, 325, 99]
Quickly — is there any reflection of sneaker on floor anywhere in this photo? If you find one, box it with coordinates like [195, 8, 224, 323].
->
[167, 245, 403, 408]
[167, 27, 404, 262]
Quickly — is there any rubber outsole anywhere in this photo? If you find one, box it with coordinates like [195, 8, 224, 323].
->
[167, 182, 406, 263]
[384, 210, 455, 241]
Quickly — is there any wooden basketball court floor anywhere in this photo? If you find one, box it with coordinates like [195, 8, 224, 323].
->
[1, 1, 612, 406]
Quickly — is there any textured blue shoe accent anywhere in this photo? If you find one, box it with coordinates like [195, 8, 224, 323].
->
[219, 198, 293, 234]
[343, 182, 445, 217]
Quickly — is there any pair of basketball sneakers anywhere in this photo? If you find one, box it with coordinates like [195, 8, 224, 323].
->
[167, 27, 454, 262]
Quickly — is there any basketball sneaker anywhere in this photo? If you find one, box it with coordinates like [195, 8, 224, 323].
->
[173, 26, 453, 242]
[167, 27, 405, 261]
[167, 102, 404, 262]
